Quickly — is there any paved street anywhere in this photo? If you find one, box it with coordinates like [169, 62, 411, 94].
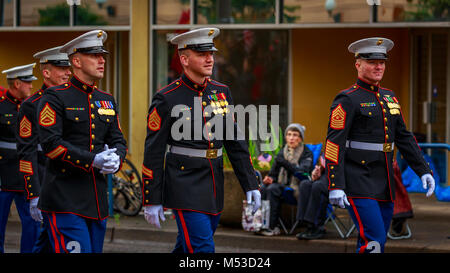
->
[3, 193, 450, 253]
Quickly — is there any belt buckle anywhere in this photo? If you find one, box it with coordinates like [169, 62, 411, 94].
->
[383, 143, 392, 152]
[206, 149, 218, 159]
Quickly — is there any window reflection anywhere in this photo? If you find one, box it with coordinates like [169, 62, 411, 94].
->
[155, 0, 190, 25]
[283, 0, 370, 23]
[378, 0, 450, 22]
[154, 29, 288, 130]
[75, 0, 129, 26]
[197, 0, 275, 24]
[0, 0, 14, 26]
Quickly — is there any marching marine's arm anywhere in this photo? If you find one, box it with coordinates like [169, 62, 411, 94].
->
[37, 90, 95, 171]
[325, 94, 355, 191]
[142, 93, 171, 206]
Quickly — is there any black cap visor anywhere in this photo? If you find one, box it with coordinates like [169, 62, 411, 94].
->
[182, 43, 218, 52]
[72, 46, 109, 55]
[356, 52, 388, 60]
[42, 60, 71, 67]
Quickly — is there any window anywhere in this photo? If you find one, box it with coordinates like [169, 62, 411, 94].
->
[155, 0, 190, 25]
[196, 0, 276, 24]
[153, 29, 289, 131]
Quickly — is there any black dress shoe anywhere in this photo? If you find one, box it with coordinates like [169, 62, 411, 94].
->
[300, 228, 326, 240]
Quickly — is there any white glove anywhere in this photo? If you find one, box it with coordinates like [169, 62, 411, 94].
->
[246, 190, 261, 215]
[421, 173, 435, 197]
[144, 205, 166, 228]
[329, 189, 350, 209]
[100, 152, 121, 174]
[93, 144, 117, 170]
[29, 197, 43, 222]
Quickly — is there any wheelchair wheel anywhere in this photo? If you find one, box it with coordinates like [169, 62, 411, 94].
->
[112, 158, 143, 216]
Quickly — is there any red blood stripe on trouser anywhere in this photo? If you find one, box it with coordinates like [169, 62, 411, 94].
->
[348, 198, 369, 253]
[177, 210, 194, 253]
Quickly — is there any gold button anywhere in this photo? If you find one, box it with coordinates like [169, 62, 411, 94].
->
[202, 102, 207, 106]
[194, 84, 198, 89]
[204, 112, 208, 116]
[91, 114, 95, 119]
[145, 190, 149, 194]
[76, 160, 80, 164]
[331, 174, 335, 178]
[181, 166, 185, 170]
[89, 94, 92, 99]
[380, 101, 384, 105]
[370, 86, 374, 90]
[353, 85, 357, 88]
[377, 93, 380, 97]
[385, 126, 388, 130]
[30, 193, 33, 196]
[199, 92, 203, 96]
[91, 104, 95, 109]
[208, 133, 212, 137]
[145, 181, 149, 185]
[91, 134, 95, 139]
[0, 156, 3, 160]
[386, 134, 389, 139]
[368, 112, 372, 116]
[383, 109, 386, 113]
[27, 177, 30, 180]
[176, 81, 180, 85]
[83, 85, 87, 90]
[330, 166, 334, 170]
[207, 122, 211, 126]
[92, 124, 95, 129]
[186, 117, 190, 121]
[91, 145, 94, 150]
[75, 117, 79, 121]
[67, 155, 71, 159]
[28, 184, 32, 188]
[361, 160, 366, 164]
[106, 118, 110, 122]
[7, 121, 10, 125]
[62, 169, 66, 173]
[145, 200, 149, 203]
[331, 183, 335, 187]
[210, 143, 214, 148]
[384, 117, 388, 122]
[65, 84, 69, 87]
[85, 164, 89, 168]
[38, 92, 42, 95]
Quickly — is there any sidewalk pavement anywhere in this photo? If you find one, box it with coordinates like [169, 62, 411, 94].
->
[4, 193, 450, 253]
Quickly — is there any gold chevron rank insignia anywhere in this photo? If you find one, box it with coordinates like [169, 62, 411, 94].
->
[330, 104, 346, 130]
[46, 145, 67, 159]
[19, 160, 33, 174]
[142, 165, 153, 179]
[39, 103, 56, 127]
[325, 140, 339, 163]
[20, 116, 32, 138]
[148, 108, 161, 131]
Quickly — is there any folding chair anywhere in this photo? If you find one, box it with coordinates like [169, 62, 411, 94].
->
[324, 204, 356, 239]
[278, 187, 298, 235]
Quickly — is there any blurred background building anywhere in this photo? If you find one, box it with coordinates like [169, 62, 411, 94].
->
[0, 0, 448, 184]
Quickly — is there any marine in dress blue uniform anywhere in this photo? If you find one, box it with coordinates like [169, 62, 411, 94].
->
[325, 38, 435, 253]
[142, 28, 261, 253]
[0, 63, 40, 253]
[16, 46, 72, 253]
[37, 30, 127, 253]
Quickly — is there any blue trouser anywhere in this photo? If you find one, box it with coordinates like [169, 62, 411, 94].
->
[32, 220, 52, 253]
[347, 198, 394, 253]
[43, 212, 107, 253]
[0, 191, 40, 253]
[173, 210, 221, 253]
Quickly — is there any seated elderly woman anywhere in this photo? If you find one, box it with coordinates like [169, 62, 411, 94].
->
[258, 123, 314, 236]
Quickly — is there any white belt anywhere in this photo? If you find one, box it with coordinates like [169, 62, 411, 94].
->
[346, 140, 394, 152]
[0, 141, 42, 151]
[169, 145, 222, 159]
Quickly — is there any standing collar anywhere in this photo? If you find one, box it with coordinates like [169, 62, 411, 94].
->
[357, 78, 379, 93]
[71, 75, 96, 93]
[181, 73, 208, 93]
[5, 90, 23, 104]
